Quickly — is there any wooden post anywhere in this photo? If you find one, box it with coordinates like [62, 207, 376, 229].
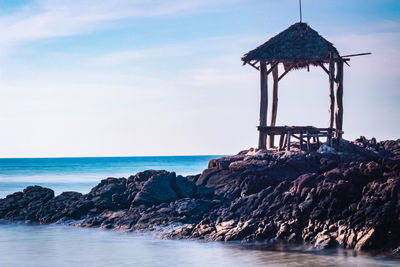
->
[268, 64, 279, 148]
[279, 133, 285, 151]
[300, 132, 303, 150]
[258, 62, 268, 149]
[328, 56, 335, 145]
[286, 131, 291, 151]
[335, 60, 344, 139]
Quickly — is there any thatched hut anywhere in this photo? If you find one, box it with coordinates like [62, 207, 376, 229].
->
[242, 22, 368, 151]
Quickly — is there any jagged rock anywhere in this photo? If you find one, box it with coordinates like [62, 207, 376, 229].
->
[1, 138, 400, 254]
[132, 171, 177, 205]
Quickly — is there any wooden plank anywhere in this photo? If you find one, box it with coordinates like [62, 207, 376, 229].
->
[335, 60, 344, 139]
[268, 65, 279, 148]
[258, 62, 268, 149]
[291, 134, 301, 141]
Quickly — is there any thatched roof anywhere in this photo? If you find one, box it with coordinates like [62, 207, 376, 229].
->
[242, 23, 340, 69]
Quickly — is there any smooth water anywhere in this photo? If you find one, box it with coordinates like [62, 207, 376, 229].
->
[0, 156, 398, 266]
[0, 224, 397, 267]
[0, 156, 219, 198]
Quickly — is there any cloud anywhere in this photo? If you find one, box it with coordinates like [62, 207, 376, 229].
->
[88, 35, 259, 66]
[0, 0, 228, 53]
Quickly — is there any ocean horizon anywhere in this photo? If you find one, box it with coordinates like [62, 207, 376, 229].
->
[0, 155, 224, 199]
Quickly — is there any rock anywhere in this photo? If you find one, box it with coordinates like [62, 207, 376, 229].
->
[132, 171, 177, 206]
[314, 231, 338, 249]
[317, 144, 336, 154]
[354, 228, 376, 251]
[174, 175, 196, 198]
[1, 138, 400, 253]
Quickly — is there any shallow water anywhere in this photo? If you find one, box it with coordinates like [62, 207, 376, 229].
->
[0, 224, 397, 267]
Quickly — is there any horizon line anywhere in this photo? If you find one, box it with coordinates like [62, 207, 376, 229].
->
[0, 154, 230, 160]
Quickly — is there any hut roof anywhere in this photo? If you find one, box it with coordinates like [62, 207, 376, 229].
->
[242, 22, 340, 69]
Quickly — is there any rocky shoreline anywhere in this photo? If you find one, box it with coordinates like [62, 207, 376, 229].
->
[1, 137, 399, 255]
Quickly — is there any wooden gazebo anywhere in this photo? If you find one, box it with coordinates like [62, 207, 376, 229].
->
[242, 22, 369, 151]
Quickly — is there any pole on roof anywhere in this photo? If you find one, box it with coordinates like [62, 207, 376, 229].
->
[299, 0, 302, 22]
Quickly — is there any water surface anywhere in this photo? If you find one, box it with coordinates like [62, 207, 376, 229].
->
[0, 224, 397, 267]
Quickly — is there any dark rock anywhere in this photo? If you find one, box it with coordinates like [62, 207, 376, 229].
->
[132, 171, 177, 206]
[1, 138, 400, 253]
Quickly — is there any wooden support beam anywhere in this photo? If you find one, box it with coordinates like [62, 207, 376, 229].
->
[266, 62, 279, 76]
[286, 131, 291, 151]
[335, 60, 344, 139]
[279, 133, 285, 151]
[278, 65, 293, 81]
[318, 63, 329, 76]
[258, 62, 268, 149]
[248, 61, 260, 70]
[283, 132, 288, 150]
[268, 65, 279, 148]
[328, 57, 336, 132]
[300, 132, 303, 150]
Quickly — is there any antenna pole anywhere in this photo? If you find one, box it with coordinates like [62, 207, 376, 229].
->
[299, 0, 302, 22]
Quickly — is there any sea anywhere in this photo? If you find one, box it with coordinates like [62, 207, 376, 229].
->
[0, 156, 398, 266]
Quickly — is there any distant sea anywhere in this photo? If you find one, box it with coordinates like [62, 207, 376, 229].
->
[0, 156, 398, 266]
[0, 156, 221, 198]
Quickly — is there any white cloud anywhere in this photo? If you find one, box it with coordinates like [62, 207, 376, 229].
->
[88, 35, 259, 66]
[0, 0, 228, 53]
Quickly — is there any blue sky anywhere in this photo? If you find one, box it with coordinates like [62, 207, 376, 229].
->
[0, 0, 399, 157]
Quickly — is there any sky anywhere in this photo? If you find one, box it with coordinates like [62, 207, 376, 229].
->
[0, 0, 399, 157]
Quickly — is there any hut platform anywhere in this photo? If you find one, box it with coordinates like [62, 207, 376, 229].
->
[257, 125, 343, 151]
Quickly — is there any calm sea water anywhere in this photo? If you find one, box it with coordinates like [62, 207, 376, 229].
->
[0, 156, 398, 266]
[0, 156, 219, 198]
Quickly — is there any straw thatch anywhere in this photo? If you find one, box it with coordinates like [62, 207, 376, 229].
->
[242, 23, 340, 70]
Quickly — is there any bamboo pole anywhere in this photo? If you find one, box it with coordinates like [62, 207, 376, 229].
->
[328, 58, 335, 130]
[335, 60, 344, 139]
[258, 62, 268, 149]
[268, 64, 279, 148]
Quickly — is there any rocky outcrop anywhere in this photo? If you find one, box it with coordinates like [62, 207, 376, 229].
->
[1, 138, 399, 255]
